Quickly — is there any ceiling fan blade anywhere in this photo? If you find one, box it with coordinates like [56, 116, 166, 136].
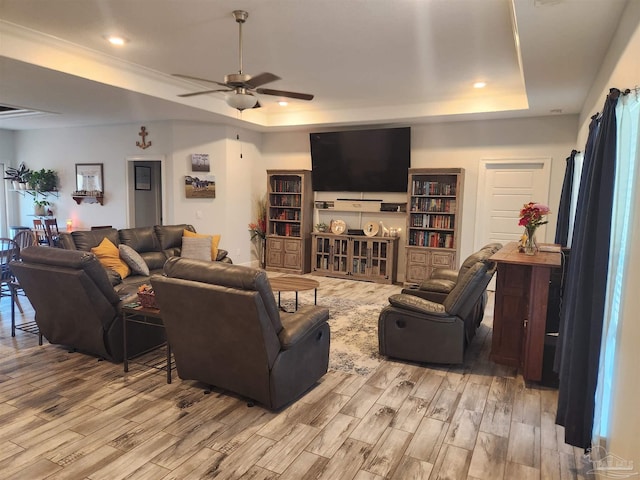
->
[256, 88, 314, 101]
[178, 89, 230, 98]
[245, 72, 281, 88]
[172, 73, 229, 88]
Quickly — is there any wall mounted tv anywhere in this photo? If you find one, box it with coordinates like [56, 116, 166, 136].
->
[310, 127, 411, 192]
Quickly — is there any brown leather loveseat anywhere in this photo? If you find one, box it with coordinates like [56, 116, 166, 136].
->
[151, 257, 331, 410]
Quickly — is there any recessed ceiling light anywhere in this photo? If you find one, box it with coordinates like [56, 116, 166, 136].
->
[278, 101, 288, 107]
[473, 81, 487, 89]
[105, 35, 128, 46]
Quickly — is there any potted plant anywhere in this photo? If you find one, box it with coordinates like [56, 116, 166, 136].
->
[34, 199, 51, 217]
[26, 168, 58, 193]
[3, 163, 30, 190]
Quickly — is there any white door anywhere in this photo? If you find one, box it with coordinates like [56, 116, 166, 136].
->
[475, 158, 551, 287]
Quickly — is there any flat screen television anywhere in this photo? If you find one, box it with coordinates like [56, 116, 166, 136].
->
[310, 127, 410, 192]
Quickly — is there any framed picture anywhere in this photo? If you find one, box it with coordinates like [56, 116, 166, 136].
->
[135, 166, 151, 190]
[75, 163, 103, 193]
[185, 175, 215, 198]
[191, 153, 210, 172]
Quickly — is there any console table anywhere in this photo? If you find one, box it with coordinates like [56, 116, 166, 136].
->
[489, 242, 561, 382]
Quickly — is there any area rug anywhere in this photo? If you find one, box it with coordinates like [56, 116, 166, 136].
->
[282, 294, 389, 376]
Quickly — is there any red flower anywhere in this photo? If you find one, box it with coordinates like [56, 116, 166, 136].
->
[518, 202, 550, 228]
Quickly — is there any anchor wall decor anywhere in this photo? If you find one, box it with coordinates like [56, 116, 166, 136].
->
[136, 126, 152, 149]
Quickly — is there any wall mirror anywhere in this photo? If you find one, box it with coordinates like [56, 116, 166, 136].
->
[75, 163, 103, 193]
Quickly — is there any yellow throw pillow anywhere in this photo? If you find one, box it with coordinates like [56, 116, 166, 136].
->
[183, 229, 220, 261]
[91, 237, 131, 279]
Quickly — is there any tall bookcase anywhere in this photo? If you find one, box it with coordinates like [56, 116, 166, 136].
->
[265, 169, 313, 274]
[405, 168, 464, 285]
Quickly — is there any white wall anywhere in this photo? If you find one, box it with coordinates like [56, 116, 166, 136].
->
[10, 121, 261, 265]
[261, 115, 577, 280]
[13, 122, 173, 230]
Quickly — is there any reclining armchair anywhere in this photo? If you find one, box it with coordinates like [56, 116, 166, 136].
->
[379, 256, 497, 364]
[10, 247, 166, 362]
[151, 258, 330, 410]
[402, 242, 503, 303]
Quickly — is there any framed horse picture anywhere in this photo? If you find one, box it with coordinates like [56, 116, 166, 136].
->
[185, 175, 215, 198]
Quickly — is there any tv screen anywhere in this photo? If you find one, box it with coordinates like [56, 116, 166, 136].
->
[310, 127, 410, 192]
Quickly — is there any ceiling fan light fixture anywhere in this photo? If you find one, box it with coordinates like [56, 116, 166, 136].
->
[226, 91, 258, 111]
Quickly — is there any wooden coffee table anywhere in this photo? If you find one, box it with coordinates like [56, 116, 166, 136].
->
[269, 276, 319, 311]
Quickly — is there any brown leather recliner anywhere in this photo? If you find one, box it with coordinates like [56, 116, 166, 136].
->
[402, 242, 503, 303]
[10, 246, 166, 362]
[378, 257, 497, 365]
[151, 258, 331, 410]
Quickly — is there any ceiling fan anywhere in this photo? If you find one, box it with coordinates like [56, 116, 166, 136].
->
[174, 10, 314, 111]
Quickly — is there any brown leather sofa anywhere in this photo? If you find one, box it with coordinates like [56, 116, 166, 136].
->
[59, 224, 231, 296]
[378, 251, 498, 364]
[10, 247, 166, 362]
[151, 257, 331, 410]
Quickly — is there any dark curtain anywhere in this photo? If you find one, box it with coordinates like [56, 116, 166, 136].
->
[555, 89, 619, 449]
[554, 149, 577, 246]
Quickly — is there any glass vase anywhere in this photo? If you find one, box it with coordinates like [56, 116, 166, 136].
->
[524, 226, 538, 255]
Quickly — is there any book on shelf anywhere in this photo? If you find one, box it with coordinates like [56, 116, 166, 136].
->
[271, 178, 301, 193]
[411, 179, 457, 196]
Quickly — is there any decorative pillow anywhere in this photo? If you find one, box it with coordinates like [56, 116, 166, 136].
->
[91, 237, 130, 279]
[119, 244, 150, 276]
[181, 236, 214, 261]
[182, 229, 220, 261]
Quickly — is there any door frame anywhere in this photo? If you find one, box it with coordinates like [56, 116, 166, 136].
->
[474, 157, 551, 250]
[125, 154, 166, 227]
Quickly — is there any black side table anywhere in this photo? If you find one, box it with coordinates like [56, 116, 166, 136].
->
[122, 304, 172, 384]
[10, 280, 42, 345]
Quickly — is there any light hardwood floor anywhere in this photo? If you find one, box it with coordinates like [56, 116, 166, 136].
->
[0, 275, 591, 479]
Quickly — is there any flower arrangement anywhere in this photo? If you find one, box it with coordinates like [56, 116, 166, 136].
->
[518, 202, 550, 255]
[518, 202, 550, 229]
[248, 194, 267, 240]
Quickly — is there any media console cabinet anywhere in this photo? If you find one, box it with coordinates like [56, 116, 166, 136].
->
[310, 233, 399, 284]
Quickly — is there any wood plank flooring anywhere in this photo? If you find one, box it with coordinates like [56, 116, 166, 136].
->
[0, 275, 592, 479]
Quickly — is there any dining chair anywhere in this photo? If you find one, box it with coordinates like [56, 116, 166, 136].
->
[32, 219, 49, 245]
[13, 229, 38, 253]
[44, 218, 60, 247]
